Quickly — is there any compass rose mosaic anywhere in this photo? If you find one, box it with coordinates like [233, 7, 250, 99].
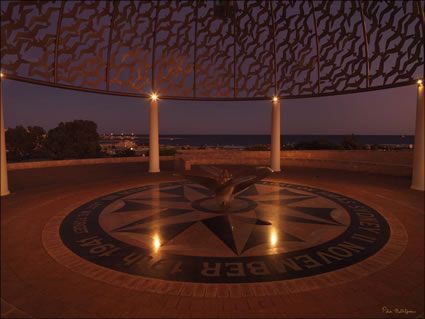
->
[59, 181, 390, 283]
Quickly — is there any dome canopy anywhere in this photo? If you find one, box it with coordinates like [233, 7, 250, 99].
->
[1, 0, 424, 100]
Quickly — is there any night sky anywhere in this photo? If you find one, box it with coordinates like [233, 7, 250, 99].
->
[1, 1, 422, 136]
[2, 78, 418, 135]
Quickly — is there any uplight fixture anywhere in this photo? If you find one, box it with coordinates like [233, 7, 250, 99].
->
[0, 72, 3, 78]
[151, 93, 158, 101]
[153, 236, 161, 249]
[273, 96, 279, 102]
[417, 79, 423, 85]
[270, 231, 277, 245]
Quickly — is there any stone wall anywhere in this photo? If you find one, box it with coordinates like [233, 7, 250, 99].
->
[174, 150, 413, 176]
[6, 150, 414, 176]
[7, 156, 174, 170]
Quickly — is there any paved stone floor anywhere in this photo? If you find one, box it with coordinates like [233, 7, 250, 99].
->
[1, 161, 423, 318]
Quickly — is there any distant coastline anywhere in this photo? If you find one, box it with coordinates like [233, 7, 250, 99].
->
[100, 134, 414, 148]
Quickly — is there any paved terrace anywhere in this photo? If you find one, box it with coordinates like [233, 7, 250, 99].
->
[1, 160, 423, 318]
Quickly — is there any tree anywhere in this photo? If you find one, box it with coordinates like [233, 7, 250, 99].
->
[28, 126, 47, 158]
[5, 125, 46, 161]
[44, 120, 101, 159]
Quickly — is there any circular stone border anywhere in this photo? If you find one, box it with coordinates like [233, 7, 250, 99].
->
[42, 181, 408, 297]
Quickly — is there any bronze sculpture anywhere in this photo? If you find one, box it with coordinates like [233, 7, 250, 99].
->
[179, 165, 273, 208]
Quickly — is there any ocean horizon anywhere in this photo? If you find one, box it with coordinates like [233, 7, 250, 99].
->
[104, 134, 415, 147]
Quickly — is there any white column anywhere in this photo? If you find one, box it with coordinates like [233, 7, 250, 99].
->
[271, 99, 281, 172]
[149, 98, 160, 173]
[1, 76, 10, 196]
[411, 81, 424, 191]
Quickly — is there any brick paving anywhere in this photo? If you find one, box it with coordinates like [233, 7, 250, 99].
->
[1, 161, 423, 318]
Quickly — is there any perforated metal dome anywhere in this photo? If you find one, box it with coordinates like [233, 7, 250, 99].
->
[1, 0, 424, 100]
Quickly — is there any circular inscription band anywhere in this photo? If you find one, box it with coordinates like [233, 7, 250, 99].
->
[59, 181, 391, 284]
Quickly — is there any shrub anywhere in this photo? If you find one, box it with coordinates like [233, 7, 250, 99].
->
[160, 149, 177, 156]
[294, 139, 342, 150]
[144, 149, 177, 156]
[341, 134, 366, 150]
[281, 144, 296, 150]
[244, 145, 269, 151]
[113, 149, 137, 157]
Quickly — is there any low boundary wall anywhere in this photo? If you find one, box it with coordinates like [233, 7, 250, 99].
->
[174, 150, 413, 176]
[6, 150, 413, 177]
[7, 156, 174, 170]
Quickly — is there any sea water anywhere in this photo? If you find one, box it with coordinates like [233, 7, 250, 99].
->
[132, 134, 414, 148]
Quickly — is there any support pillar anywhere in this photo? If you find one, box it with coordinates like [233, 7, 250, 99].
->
[411, 81, 424, 191]
[149, 98, 160, 173]
[1, 76, 10, 196]
[271, 98, 281, 172]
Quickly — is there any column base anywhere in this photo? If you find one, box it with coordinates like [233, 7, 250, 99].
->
[410, 185, 424, 191]
[1, 190, 10, 196]
[149, 169, 160, 173]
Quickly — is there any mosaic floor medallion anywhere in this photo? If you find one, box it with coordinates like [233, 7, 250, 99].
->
[57, 181, 391, 284]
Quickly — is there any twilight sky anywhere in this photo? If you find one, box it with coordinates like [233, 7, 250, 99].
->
[2, 78, 418, 135]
